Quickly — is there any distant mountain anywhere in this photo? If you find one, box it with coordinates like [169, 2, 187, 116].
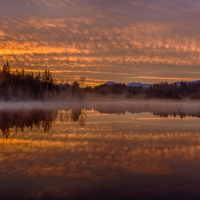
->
[104, 81, 151, 88]
[57, 83, 71, 88]
[104, 81, 117, 85]
[127, 82, 151, 88]
[175, 80, 200, 87]
[193, 80, 200, 84]
[104, 80, 200, 88]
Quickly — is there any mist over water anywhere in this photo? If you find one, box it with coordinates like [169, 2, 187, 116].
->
[0, 100, 200, 117]
[0, 100, 200, 199]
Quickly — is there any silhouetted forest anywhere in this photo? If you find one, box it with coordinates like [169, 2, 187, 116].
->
[1, 62, 200, 100]
[85, 81, 200, 99]
[0, 62, 83, 101]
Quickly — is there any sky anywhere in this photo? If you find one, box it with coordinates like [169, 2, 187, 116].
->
[1, 0, 200, 85]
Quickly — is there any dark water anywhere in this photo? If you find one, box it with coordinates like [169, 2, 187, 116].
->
[0, 101, 200, 200]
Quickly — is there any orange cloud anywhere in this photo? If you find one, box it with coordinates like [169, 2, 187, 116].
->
[1, 0, 200, 84]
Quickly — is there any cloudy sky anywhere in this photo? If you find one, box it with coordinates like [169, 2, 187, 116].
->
[1, 0, 200, 85]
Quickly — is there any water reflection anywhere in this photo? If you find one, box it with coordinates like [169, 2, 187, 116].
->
[1, 101, 200, 139]
[1, 102, 200, 199]
[0, 109, 56, 139]
[0, 108, 88, 139]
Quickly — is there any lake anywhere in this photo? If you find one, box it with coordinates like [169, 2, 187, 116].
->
[0, 101, 200, 200]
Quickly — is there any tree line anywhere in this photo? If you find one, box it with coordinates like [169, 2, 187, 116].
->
[1, 62, 200, 100]
[84, 81, 200, 99]
[0, 62, 83, 101]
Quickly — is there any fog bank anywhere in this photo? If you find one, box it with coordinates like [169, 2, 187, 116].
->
[0, 100, 200, 117]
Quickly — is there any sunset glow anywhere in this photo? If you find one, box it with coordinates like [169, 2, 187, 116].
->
[1, 0, 200, 85]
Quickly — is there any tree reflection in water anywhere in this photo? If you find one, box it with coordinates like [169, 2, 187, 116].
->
[0, 109, 57, 139]
[0, 108, 88, 139]
[1, 103, 200, 139]
[71, 108, 88, 126]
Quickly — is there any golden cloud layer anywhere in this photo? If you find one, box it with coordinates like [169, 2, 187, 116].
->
[1, 0, 200, 84]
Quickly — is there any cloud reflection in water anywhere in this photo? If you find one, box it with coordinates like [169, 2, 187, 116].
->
[0, 101, 200, 199]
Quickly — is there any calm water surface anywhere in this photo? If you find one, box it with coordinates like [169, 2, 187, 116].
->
[0, 101, 200, 200]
